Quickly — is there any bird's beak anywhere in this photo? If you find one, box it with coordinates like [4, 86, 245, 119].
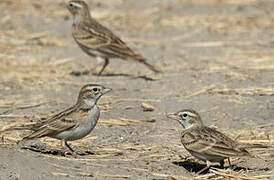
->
[166, 113, 180, 121]
[102, 88, 112, 94]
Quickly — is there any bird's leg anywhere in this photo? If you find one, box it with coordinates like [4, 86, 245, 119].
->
[91, 57, 109, 75]
[90, 57, 103, 74]
[227, 158, 233, 169]
[197, 161, 211, 174]
[98, 57, 109, 75]
[61, 139, 77, 157]
[220, 160, 225, 168]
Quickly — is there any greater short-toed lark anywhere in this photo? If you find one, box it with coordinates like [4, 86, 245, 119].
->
[167, 109, 254, 174]
[1, 84, 111, 156]
[67, 0, 160, 75]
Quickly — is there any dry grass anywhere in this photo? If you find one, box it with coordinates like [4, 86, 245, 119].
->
[1, 121, 273, 179]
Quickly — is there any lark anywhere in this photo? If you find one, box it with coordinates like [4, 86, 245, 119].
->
[67, 0, 160, 75]
[167, 109, 254, 174]
[1, 84, 111, 156]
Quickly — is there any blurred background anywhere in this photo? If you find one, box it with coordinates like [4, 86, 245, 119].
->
[0, 0, 273, 179]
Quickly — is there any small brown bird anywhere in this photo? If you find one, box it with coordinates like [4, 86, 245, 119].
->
[67, 0, 160, 75]
[167, 109, 262, 174]
[1, 84, 111, 156]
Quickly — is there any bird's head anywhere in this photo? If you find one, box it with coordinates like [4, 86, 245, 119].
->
[67, 0, 90, 18]
[167, 109, 203, 129]
[77, 84, 111, 107]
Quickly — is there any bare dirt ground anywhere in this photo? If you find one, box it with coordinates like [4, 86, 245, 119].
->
[0, 0, 274, 179]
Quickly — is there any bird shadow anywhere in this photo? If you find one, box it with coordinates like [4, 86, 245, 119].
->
[19, 141, 96, 157]
[172, 160, 254, 174]
[21, 145, 61, 156]
[21, 145, 98, 158]
[70, 70, 156, 81]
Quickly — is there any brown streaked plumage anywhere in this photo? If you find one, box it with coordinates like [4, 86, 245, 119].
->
[67, 0, 160, 75]
[1, 84, 111, 156]
[167, 109, 252, 174]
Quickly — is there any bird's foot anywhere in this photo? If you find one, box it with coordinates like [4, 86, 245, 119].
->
[63, 148, 78, 158]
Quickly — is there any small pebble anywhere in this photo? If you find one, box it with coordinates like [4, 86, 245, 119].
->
[141, 103, 155, 112]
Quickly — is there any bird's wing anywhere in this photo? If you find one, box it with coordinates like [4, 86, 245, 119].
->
[23, 107, 82, 139]
[73, 21, 143, 60]
[181, 127, 249, 158]
[73, 22, 112, 49]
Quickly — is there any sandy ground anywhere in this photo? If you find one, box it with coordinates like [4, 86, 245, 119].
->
[0, 0, 274, 179]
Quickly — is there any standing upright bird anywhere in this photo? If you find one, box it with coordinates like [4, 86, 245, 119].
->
[167, 109, 264, 174]
[1, 84, 111, 156]
[66, 0, 160, 75]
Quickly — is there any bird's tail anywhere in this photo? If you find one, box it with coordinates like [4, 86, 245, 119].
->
[239, 143, 271, 161]
[240, 143, 270, 149]
[133, 55, 161, 73]
[142, 60, 161, 73]
[0, 123, 36, 132]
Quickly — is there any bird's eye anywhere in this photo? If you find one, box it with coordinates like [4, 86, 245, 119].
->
[93, 88, 98, 92]
[69, 3, 73, 7]
[182, 113, 188, 118]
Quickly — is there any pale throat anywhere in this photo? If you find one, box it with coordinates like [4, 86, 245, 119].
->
[73, 13, 90, 25]
[73, 15, 81, 25]
[84, 99, 96, 108]
[179, 120, 193, 129]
